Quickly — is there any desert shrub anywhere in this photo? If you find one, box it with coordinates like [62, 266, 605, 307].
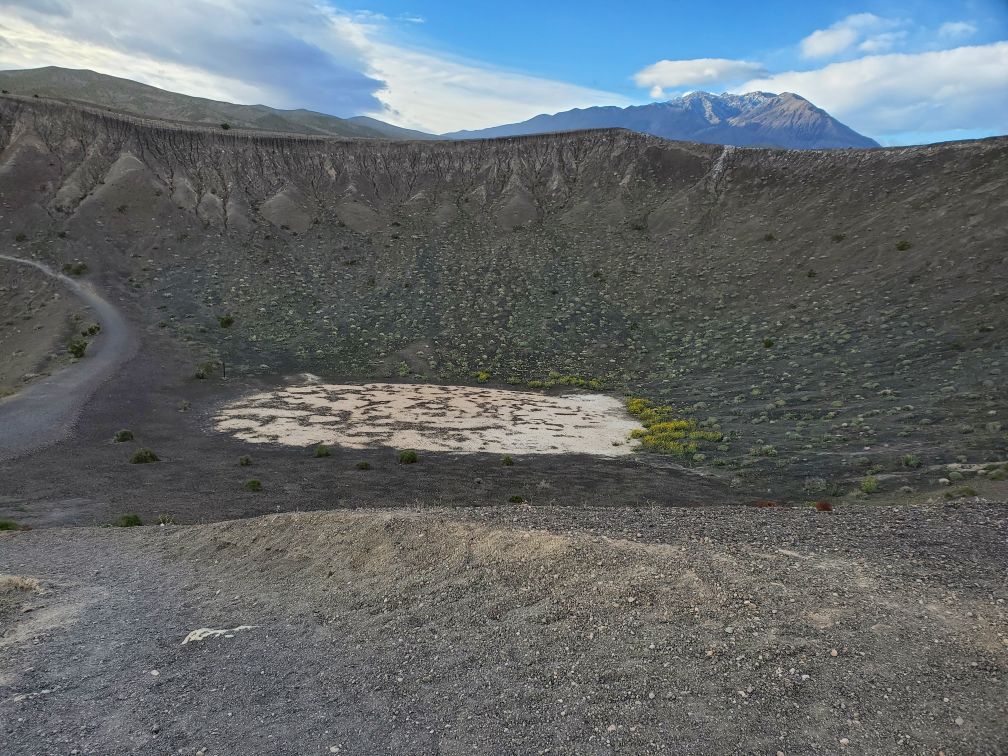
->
[217, 314, 234, 328]
[81, 323, 101, 337]
[68, 338, 88, 358]
[900, 453, 922, 469]
[501, 455, 514, 466]
[399, 449, 418, 464]
[763, 338, 775, 348]
[314, 443, 331, 458]
[946, 486, 977, 499]
[990, 469, 1007, 481]
[763, 233, 776, 241]
[221, 123, 231, 130]
[113, 514, 142, 527]
[129, 448, 159, 464]
[244, 479, 262, 492]
[0, 520, 25, 531]
[239, 455, 252, 466]
[356, 461, 371, 470]
[508, 495, 525, 503]
[860, 476, 880, 494]
[14, 232, 26, 242]
[528, 373, 605, 391]
[62, 261, 87, 275]
[831, 233, 846, 242]
[749, 444, 778, 457]
[113, 429, 134, 443]
[157, 515, 177, 525]
[896, 240, 912, 251]
[475, 370, 490, 383]
[193, 361, 217, 379]
[625, 398, 718, 458]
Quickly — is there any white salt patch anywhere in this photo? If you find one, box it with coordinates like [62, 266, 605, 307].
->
[214, 382, 641, 456]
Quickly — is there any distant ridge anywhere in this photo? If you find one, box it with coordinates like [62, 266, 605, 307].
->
[444, 91, 879, 149]
[0, 66, 435, 140]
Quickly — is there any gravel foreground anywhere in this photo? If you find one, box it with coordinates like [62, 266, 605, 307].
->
[1, 501, 1006, 755]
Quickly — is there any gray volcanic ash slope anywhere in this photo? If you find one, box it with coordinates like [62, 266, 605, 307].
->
[1, 95, 1006, 491]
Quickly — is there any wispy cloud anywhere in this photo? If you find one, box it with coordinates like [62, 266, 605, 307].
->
[799, 13, 902, 59]
[632, 58, 766, 99]
[0, 0, 628, 133]
[938, 21, 977, 39]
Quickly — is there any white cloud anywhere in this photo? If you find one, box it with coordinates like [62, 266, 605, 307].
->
[938, 21, 977, 39]
[632, 58, 765, 90]
[799, 13, 899, 59]
[734, 42, 1008, 139]
[0, 0, 629, 133]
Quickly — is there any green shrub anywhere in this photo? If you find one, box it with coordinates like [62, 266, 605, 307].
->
[750, 444, 778, 457]
[501, 455, 514, 466]
[244, 479, 262, 492]
[763, 338, 775, 348]
[896, 240, 912, 251]
[475, 370, 490, 383]
[157, 515, 177, 525]
[831, 233, 846, 242]
[62, 261, 87, 275]
[860, 476, 880, 494]
[508, 495, 525, 503]
[14, 232, 26, 242]
[990, 468, 1007, 481]
[129, 448, 159, 464]
[314, 443, 331, 458]
[113, 514, 142, 527]
[946, 486, 977, 499]
[0, 520, 25, 531]
[221, 123, 231, 130]
[217, 314, 234, 328]
[68, 339, 88, 358]
[900, 453, 922, 469]
[81, 323, 101, 337]
[113, 429, 134, 443]
[763, 233, 775, 241]
[356, 461, 371, 470]
[399, 449, 418, 464]
[239, 455, 252, 466]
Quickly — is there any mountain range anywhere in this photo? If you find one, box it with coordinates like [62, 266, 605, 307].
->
[0, 67, 878, 149]
[445, 91, 879, 149]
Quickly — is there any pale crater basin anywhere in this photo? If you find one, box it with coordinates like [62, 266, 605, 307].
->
[214, 382, 643, 456]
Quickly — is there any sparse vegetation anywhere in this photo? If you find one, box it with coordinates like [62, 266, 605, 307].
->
[527, 373, 605, 390]
[244, 479, 262, 491]
[749, 444, 778, 457]
[68, 338, 88, 358]
[113, 514, 143, 527]
[62, 261, 87, 275]
[475, 370, 490, 383]
[314, 443, 331, 458]
[356, 461, 371, 470]
[625, 398, 722, 457]
[399, 449, 419, 464]
[113, 429, 134, 443]
[900, 453, 922, 469]
[860, 476, 880, 494]
[129, 448, 159, 464]
[239, 455, 252, 466]
[0, 520, 27, 531]
[217, 314, 234, 328]
[502, 455, 514, 466]
[14, 232, 26, 242]
[896, 240, 912, 251]
[508, 495, 525, 503]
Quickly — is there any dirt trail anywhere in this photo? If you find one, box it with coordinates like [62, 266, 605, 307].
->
[0, 255, 135, 461]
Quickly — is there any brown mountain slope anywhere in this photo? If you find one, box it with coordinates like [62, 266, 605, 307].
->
[1, 95, 1005, 494]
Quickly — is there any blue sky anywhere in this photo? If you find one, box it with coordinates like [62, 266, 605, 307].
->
[0, 0, 1006, 144]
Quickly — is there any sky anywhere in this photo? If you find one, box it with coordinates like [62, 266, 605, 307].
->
[0, 0, 1006, 144]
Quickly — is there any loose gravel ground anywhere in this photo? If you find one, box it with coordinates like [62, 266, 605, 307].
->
[2, 500, 1005, 754]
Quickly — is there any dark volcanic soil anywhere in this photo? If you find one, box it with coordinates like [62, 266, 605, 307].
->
[2, 502, 1006, 754]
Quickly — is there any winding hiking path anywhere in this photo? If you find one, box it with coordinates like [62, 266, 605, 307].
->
[0, 255, 135, 461]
